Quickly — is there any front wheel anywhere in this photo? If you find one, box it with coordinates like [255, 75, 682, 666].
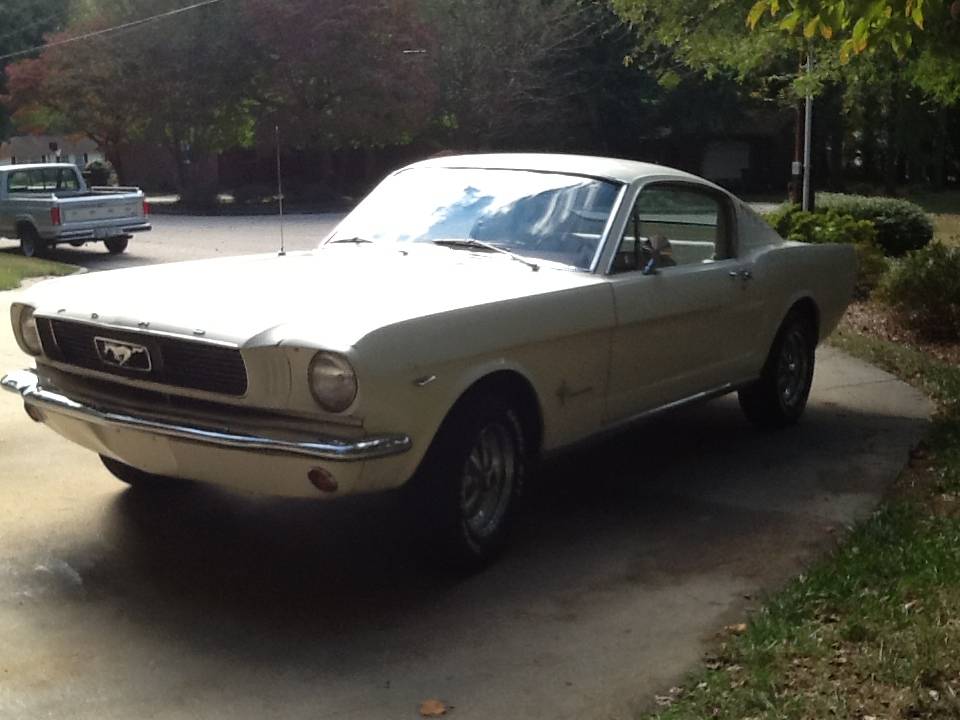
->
[104, 236, 129, 254]
[409, 393, 529, 569]
[739, 310, 816, 429]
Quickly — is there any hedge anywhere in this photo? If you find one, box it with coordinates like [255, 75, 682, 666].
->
[816, 193, 933, 257]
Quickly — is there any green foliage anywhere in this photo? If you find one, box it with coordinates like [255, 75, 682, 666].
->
[746, 0, 960, 103]
[819, 193, 933, 256]
[767, 204, 875, 244]
[83, 159, 114, 186]
[767, 205, 887, 298]
[747, 0, 950, 60]
[0, 0, 69, 139]
[880, 242, 960, 342]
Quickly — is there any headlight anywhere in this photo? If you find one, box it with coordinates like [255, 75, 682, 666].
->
[308, 351, 357, 412]
[13, 304, 42, 356]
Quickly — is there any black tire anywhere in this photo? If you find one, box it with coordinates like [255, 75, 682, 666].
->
[104, 236, 129, 254]
[408, 393, 529, 569]
[100, 454, 181, 490]
[19, 226, 46, 258]
[739, 309, 816, 429]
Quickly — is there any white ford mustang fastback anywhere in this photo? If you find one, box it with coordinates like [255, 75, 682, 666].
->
[3, 154, 856, 565]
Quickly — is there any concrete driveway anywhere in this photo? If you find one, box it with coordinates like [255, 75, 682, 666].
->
[0, 281, 932, 720]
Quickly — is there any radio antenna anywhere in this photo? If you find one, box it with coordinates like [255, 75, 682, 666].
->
[275, 124, 286, 256]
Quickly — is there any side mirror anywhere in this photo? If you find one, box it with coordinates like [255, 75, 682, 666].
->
[640, 238, 658, 275]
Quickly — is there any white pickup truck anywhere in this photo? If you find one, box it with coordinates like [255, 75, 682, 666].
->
[0, 163, 151, 257]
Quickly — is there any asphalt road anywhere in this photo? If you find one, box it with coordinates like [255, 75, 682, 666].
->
[0, 217, 934, 719]
[0, 212, 344, 271]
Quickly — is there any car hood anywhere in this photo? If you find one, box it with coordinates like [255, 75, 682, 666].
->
[23, 245, 604, 349]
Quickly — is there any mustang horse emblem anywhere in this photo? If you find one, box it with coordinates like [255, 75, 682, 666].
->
[94, 337, 151, 371]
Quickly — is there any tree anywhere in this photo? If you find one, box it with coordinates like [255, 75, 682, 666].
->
[0, 0, 69, 139]
[613, 0, 960, 188]
[245, 0, 434, 152]
[747, 1, 956, 59]
[418, 0, 607, 149]
[6, 0, 262, 198]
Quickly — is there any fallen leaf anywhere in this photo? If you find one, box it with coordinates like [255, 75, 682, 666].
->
[725, 623, 748, 635]
[419, 699, 448, 717]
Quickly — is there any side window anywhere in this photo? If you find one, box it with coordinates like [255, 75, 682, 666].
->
[28, 169, 45, 191]
[41, 167, 61, 190]
[57, 168, 80, 191]
[7, 171, 30, 193]
[612, 184, 731, 273]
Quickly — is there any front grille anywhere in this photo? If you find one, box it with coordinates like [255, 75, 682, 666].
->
[40, 319, 248, 396]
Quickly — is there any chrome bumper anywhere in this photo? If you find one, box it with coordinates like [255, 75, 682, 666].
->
[51, 222, 152, 241]
[1, 369, 411, 462]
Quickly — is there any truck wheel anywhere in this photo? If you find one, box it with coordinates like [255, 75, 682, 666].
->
[739, 309, 816, 429]
[19, 226, 46, 258]
[104, 236, 129, 254]
[409, 393, 528, 569]
[100, 455, 183, 490]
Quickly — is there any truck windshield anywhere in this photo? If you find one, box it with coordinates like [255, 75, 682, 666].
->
[327, 167, 621, 270]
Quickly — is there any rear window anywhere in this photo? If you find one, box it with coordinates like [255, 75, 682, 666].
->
[7, 167, 80, 193]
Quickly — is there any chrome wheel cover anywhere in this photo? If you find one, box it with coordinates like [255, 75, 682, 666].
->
[459, 419, 516, 540]
[777, 327, 810, 410]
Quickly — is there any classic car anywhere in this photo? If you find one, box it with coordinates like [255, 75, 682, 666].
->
[0, 163, 151, 257]
[2, 154, 857, 566]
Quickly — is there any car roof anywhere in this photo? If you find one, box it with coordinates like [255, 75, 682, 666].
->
[404, 153, 720, 187]
[0, 163, 79, 173]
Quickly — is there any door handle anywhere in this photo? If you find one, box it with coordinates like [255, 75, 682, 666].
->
[728, 270, 753, 281]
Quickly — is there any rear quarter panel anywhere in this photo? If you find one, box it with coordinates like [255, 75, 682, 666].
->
[749, 241, 856, 372]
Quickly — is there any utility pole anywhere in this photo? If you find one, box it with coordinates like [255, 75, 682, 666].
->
[802, 51, 814, 212]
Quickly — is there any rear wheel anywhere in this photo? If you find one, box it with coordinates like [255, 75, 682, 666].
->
[18, 226, 46, 258]
[739, 309, 816, 429]
[409, 393, 529, 569]
[104, 236, 129, 254]
[100, 455, 182, 490]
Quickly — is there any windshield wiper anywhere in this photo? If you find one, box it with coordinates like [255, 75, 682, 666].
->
[329, 237, 374, 245]
[432, 239, 539, 272]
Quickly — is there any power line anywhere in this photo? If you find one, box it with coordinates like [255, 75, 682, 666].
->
[0, 0, 225, 62]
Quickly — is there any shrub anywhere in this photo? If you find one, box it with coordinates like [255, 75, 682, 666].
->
[765, 206, 887, 299]
[818, 193, 933, 257]
[83, 159, 116, 187]
[880, 243, 960, 342]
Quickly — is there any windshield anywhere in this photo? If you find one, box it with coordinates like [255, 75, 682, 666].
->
[327, 167, 622, 270]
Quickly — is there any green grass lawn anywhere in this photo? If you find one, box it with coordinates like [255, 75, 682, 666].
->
[640, 328, 960, 720]
[905, 190, 960, 247]
[0, 252, 78, 292]
[932, 214, 960, 247]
